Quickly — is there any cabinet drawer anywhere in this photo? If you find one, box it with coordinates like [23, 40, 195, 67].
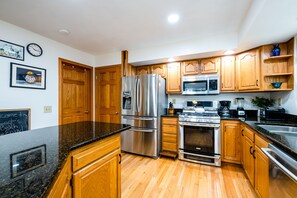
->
[244, 126, 255, 142]
[162, 142, 177, 152]
[72, 134, 120, 172]
[162, 118, 178, 125]
[162, 133, 177, 143]
[255, 134, 269, 148]
[162, 125, 177, 134]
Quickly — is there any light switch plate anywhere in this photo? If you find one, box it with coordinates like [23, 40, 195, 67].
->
[44, 106, 52, 113]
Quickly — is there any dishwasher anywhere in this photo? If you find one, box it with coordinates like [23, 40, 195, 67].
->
[262, 144, 297, 198]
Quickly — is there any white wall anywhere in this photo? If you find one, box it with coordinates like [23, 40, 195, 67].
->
[168, 92, 271, 110]
[271, 36, 297, 114]
[0, 20, 95, 129]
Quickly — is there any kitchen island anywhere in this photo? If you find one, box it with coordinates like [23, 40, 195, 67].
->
[0, 121, 130, 197]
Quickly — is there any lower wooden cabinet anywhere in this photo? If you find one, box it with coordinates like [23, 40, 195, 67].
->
[73, 149, 121, 198]
[221, 120, 241, 164]
[161, 117, 178, 156]
[47, 134, 121, 198]
[254, 146, 269, 198]
[243, 135, 255, 186]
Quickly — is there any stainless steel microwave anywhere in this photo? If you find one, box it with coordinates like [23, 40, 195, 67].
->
[182, 74, 220, 95]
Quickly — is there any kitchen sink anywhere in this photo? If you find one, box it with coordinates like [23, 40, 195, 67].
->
[258, 125, 297, 135]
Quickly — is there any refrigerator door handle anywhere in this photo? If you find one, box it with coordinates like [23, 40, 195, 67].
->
[136, 78, 140, 112]
[129, 128, 155, 133]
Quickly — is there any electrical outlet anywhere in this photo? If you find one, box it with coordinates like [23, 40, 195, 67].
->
[278, 98, 282, 106]
[44, 106, 52, 113]
[172, 99, 176, 104]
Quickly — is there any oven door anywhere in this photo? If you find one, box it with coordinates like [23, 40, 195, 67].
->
[179, 122, 221, 166]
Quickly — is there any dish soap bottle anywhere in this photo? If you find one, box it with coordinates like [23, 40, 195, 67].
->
[168, 102, 174, 114]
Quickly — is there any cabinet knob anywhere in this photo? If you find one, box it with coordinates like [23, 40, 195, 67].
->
[84, 111, 89, 114]
[115, 112, 119, 115]
[256, 80, 259, 86]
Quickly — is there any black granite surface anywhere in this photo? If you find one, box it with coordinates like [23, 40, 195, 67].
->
[0, 121, 130, 198]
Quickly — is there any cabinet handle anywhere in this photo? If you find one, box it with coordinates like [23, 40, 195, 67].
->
[249, 146, 253, 155]
[252, 150, 256, 159]
[221, 83, 223, 88]
[119, 154, 122, 164]
[241, 129, 244, 136]
[256, 80, 259, 86]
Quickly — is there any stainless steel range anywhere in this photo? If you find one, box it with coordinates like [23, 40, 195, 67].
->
[178, 101, 221, 166]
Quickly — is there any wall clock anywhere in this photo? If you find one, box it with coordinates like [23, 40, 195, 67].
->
[27, 43, 43, 57]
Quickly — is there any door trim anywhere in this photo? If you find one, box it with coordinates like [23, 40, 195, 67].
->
[58, 58, 94, 125]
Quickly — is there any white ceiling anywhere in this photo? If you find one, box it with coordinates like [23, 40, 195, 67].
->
[0, 0, 297, 66]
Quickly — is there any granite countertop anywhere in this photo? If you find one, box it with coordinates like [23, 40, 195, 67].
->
[222, 116, 297, 159]
[0, 121, 130, 197]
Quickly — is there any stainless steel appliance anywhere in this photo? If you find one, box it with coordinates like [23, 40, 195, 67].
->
[182, 74, 219, 95]
[121, 74, 167, 158]
[262, 144, 297, 198]
[178, 101, 221, 166]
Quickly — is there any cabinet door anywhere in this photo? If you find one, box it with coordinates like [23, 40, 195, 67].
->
[243, 136, 255, 186]
[240, 125, 245, 165]
[200, 58, 220, 74]
[136, 66, 150, 75]
[221, 56, 236, 92]
[47, 159, 72, 198]
[255, 146, 269, 198]
[181, 60, 199, 75]
[166, 63, 181, 94]
[236, 49, 260, 90]
[73, 149, 121, 198]
[151, 64, 166, 78]
[222, 121, 241, 164]
[162, 117, 178, 153]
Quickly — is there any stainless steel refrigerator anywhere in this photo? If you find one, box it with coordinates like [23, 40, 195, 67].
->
[121, 74, 167, 158]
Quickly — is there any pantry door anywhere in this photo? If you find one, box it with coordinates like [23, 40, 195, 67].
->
[95, 65, 121, 123]
[59, 58, 93, 125]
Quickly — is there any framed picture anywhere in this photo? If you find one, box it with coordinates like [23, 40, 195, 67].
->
[0, 40, 24, 61]
[10, 63, 46, 89]
[10, 145, 46, 178]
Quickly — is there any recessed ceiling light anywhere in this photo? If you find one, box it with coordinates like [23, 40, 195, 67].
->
[58, 29, 71, 35]
[168, 58, 176, 62]
[224, 50, 235, 55]
[168, 14, 179, 24]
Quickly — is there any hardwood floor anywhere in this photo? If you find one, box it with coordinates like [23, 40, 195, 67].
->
[121, 153, 256, 198]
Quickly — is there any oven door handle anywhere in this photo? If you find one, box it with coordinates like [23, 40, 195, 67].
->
[179, 122, 220, 128]
[179, 151, 221, 159]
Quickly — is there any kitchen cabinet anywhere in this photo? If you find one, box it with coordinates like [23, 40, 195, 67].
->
[221, 120, 241, 164]
[151, 64, 167, 78]
[48, 134, 121, 198]
[220, 56, 236, 92]
[181, 60, 199, 75]
[236, 49, 261, 91]
[261, 39, 294, 91]
[161, 117, 178, 157]
[241, 124, 269, 198]
[136, 66, 150, 75]
[47, 158, 72, 198]
[166, 62, 181, 94]
[200, 57, 220, 74]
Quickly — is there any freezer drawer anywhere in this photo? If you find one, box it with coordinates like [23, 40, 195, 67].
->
[121, 128, 158, 157]
[121, 116, 157, 129]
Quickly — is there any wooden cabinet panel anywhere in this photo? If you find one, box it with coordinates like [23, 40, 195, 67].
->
[73, 149, 121, 198]
[221, 56, 236, 92]
[255, 146, 269, 198]
[200, 58, 220, 74]
[166, 63, 181, 94]
[161, 117, 178, 154]
[47, 158, 72, 198]
[181, 60, 199, 75]
[162, 133, 177, 143]
[243, 135, 255, 186]
[162, 142, 177, 152]
[221, 120, 241, 164]
[162, 125, 178, 134]
[151, 64, 166, 78]
[136, 66, 150, 75]
[162, 117, 178, 125]
[236, 49, 260, 91]
[244, 126, 255, 142]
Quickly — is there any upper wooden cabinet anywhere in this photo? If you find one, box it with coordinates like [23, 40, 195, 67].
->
[236, 49, 261, 91]
[200, 58, 220, 74]
[221, 56, 236, 92]
[136, 66, 150, 75]
[166, 62, 181, 94]
[151, 64, 167, 78]
[181, 60, 199, 76]
[221, 120, 241, 164]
